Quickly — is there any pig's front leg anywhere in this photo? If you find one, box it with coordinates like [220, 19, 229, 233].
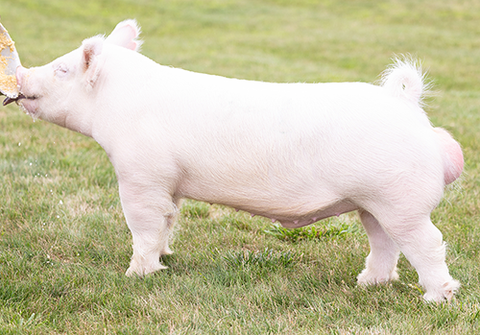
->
[118, 180, 178, 277]
[357, 210, 400, 285]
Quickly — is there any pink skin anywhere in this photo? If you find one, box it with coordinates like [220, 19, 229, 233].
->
[10, 68, 463, 189]
[11, 64, 464, 228]
[434, 128, 464, 184]
[11, 65, 463, 232]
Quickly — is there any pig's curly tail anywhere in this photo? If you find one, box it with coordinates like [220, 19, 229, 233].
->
[380, 56, 432, 107]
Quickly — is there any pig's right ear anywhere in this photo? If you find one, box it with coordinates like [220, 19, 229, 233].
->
[105, 19, 143, 52]
[81, 36, 104, 90]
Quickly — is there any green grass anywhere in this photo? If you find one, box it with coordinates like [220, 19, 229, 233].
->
[1, 0, 480, 333]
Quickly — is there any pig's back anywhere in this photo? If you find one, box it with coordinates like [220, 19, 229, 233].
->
[151, 67, 442, 198]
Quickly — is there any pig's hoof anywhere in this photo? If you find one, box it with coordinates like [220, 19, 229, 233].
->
[423, 279, 460, 302]
[357, 267, 399, 285]
[125, 262, 167, 277]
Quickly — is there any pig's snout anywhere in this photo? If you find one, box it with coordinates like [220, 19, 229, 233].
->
[3, 65, 27, 106]
[15, 65, 27, 89]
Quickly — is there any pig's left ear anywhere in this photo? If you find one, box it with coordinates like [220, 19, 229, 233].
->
[105, 19, 143, 52]
[82, 36, 104, 90]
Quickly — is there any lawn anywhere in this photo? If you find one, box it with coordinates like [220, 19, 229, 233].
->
[1, 0, 480, 333]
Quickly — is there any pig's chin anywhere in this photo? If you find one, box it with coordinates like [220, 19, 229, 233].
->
[18, 97, 40, 117]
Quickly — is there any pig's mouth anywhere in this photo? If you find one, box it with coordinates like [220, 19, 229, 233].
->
[3, 93, 34, 106]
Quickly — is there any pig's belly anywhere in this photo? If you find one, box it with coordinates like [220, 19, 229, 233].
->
[261, 200, 358, 228]
[179, 183, 358, 228]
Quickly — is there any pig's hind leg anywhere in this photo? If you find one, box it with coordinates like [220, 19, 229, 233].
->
[357, 209, 401, 285]
[372, 210, 460, 302]
[119, 182, 177, 277]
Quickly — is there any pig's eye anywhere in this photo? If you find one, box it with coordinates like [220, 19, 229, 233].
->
[54, 64, 69, 77]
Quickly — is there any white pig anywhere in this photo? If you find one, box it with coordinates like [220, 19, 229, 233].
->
[7, 20, 464, 302]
